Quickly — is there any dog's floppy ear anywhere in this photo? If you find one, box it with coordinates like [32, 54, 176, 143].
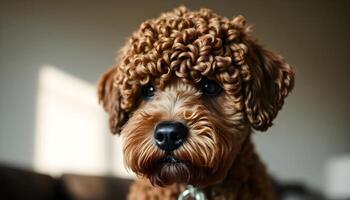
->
[240, 39, 295, 131]
[97, 66, 126, 134]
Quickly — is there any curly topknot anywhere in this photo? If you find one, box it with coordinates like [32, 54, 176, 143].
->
[98, 6, 294, 134]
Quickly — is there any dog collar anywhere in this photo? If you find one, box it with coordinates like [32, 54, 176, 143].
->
[178, 185, 208, 200]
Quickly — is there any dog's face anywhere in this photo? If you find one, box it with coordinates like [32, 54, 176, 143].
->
[98, 7, 294, 187]
[121, 78, 246, 186]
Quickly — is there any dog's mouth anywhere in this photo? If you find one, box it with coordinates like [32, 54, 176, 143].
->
[147, 154, 191, 186]
[162, 155, 182, 164]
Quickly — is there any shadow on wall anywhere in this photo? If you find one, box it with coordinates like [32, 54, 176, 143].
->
[34, 66, 134, 179]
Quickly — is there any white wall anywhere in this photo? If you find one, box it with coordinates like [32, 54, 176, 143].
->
[0, 0, 349, 191]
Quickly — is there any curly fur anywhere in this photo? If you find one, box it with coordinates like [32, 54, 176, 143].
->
[98, 6, 294, 200]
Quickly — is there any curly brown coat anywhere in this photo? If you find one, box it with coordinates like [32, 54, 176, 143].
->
[98, 6, 294, 200]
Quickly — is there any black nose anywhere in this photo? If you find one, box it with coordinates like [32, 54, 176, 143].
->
[154, 121, 188, 152]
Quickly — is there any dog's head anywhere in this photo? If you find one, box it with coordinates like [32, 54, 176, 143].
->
[98, 7, 294, 187]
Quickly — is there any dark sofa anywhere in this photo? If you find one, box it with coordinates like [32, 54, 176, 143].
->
[0, 164, 324, 200]
[0, 164, 132, 200]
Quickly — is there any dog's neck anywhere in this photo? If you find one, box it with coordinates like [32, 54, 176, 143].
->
[198, 135, 276, 200]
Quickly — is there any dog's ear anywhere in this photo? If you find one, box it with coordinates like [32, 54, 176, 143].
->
[97, 66, 127, 134]
[240, 39, 295, 131]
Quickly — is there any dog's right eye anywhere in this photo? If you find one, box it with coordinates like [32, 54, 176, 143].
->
[141, 84, 156, 99]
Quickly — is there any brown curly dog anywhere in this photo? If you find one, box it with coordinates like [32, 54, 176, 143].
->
[98, 6, 294, 200]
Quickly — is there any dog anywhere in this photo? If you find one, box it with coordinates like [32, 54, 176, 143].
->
[98, 6, 294, 200]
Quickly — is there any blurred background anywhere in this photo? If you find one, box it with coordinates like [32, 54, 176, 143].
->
[1, 0, 349, 199]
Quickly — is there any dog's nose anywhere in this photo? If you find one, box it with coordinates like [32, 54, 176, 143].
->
[154, 121, 188, 151]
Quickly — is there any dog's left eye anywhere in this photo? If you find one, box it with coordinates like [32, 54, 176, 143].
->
[141, 84, 156, 99]
[201, 78, 222, 97]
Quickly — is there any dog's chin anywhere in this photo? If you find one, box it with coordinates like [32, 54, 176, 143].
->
[145, 155, 217, 187]
[147, 155, 191, 186]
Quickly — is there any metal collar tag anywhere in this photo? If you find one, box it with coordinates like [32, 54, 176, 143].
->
[178, 185, 207, 200]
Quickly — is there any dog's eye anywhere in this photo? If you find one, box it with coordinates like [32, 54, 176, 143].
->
[141, 84, 156, 99]
[201, 78, 222, 97]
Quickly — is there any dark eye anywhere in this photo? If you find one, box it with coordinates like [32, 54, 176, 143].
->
[141, 84, 156, 99]
[201, 78, 222, 97]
